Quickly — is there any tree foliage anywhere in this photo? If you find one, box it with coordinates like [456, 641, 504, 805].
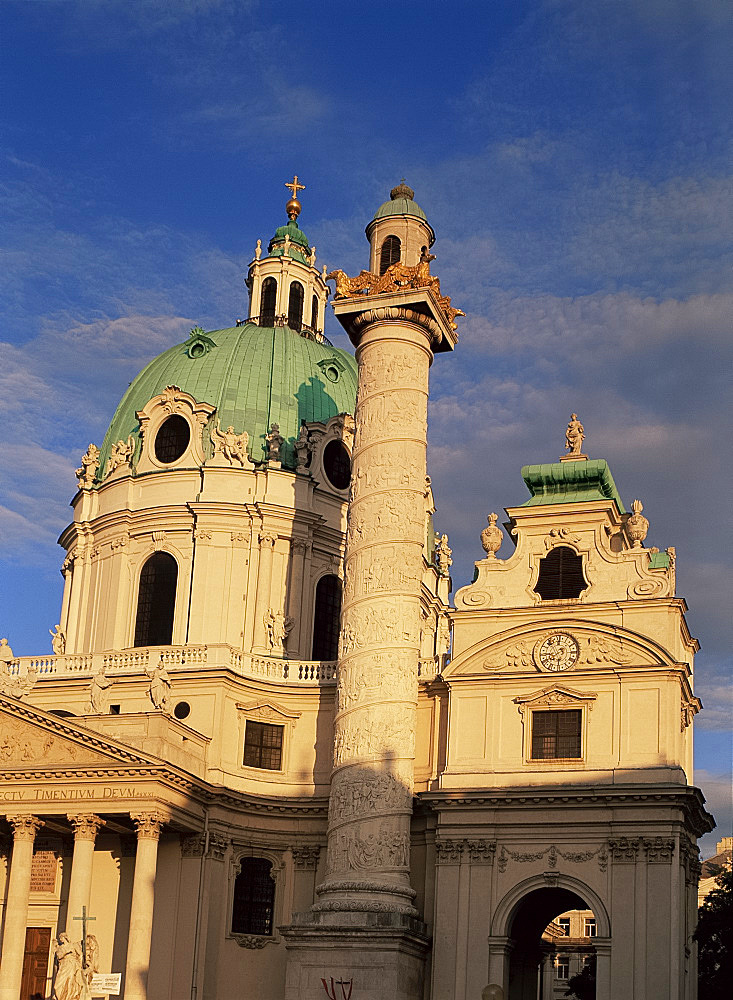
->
[565, 957, 596, 1000]
[695, 865, 733, 1000]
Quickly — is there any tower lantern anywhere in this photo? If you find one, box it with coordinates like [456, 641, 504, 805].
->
[365, 180, 436, 275]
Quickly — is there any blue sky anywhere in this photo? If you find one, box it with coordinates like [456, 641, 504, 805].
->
[1, 0, 730, 854]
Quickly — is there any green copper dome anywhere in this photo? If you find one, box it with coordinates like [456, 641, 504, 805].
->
[97, 323, 357, 478]
[372, 197, 428, 223]
[268, 219, 311, 262]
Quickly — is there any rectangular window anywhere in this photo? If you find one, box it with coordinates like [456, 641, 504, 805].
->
[558, 917, 571, 936]
[531, 709, 582, 760]
[585, 918, 597, 937]
[555, 956, 570, 980]
[243, 721, 284, 770]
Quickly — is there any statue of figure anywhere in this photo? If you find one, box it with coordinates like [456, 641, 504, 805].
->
[255, 238, 262, 260]
[75, 444, 99, 489]
[88, 665, 113, 714]
[211, 419, 249, 466]
[265, 423, 284, 463]
[106, 435, 135, 476]
[0, 637, 13, 664]
[283, 234, 291, 257]
[52, 932, 83, 1000]
[565, 413, 585, 456]
[49, 624, 66, 656]
[146, 658, 171, 713]
[294, 421, 311, 472]
[83, 933, 100, 987]
[308, 245, 317, 267]
[481, 513, 504, 558]
[263, 609, 294, 653]
[435, 533, 453, 577]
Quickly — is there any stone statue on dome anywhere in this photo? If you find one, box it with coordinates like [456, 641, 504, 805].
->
[266, 423, 284, 463]
[211, 420, 249, 467]
[75, 444, 99, 489]
[294, 421, 312, 473]
[435, 533, 453, 577]
[106, 435, 135, 476]
[0, 637, 13, 664]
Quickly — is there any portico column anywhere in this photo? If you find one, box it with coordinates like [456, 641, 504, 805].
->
[64, 814, 105, 931]
[0, 815, 44, 1000]
[124, 811, 166, 1000]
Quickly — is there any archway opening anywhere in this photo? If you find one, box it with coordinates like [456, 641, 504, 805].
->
[507, 887, 598, 1000]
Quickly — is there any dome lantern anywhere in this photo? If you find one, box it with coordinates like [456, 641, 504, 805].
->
[246, 176, 330, 339]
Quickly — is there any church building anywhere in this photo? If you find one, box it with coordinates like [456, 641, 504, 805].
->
[0, 180, 713, 1000]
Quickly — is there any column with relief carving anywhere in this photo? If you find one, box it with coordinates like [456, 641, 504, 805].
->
[0, 815, 44, 1000]
[283, 258, 459, 1000]
[124, 811, 166, 1000]
[64, 813, 105, 932]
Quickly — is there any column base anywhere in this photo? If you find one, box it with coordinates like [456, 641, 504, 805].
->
[282, 910, 430, 1000]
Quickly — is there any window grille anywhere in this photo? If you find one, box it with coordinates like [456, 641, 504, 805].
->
[260, 277, 277, 325]
[288, 281, 304, 331]
[231, 857, 275, 936]
[243, 721, 284, 770]
[379, 235, 401, 274]
[534, 546, 586, 600]
[133, 553, 177, 647]
[531, 709, 582, 760]
[312, 575, 342, 661]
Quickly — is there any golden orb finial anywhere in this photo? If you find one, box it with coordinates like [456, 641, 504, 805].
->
[285, 175, 305, 220]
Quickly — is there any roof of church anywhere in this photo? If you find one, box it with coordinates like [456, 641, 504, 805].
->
[98, 323, 358, 475]
[520, 459, 626, 512]
[372, 195, 428, 223]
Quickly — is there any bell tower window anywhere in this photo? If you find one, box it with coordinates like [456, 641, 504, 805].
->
[379, 235, 401, 274]
[288, 280, 304, 331]
[312, 574, 342, 661]
[260, 277, 277, 325]
[134, 552, 177, 647]
[534, 546, 586, 600]
[311, 293, 319, 331]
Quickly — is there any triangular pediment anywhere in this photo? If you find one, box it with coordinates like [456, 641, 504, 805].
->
[0, 696, 162, 769]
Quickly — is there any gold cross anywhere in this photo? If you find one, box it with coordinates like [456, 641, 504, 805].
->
[285, 175, 305, 199]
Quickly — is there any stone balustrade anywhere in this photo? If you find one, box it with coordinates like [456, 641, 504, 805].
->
[6, 648, 440, 687]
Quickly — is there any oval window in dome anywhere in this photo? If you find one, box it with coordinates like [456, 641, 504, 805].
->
[322, 440, 351, 490]
[154, 415, 190, 464]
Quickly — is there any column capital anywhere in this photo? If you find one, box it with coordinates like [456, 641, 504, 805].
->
[68, 813, 106, 841]
[6, 815, 44, 841]
[130, 811, 167, 841]
[259, 531, 278, 547]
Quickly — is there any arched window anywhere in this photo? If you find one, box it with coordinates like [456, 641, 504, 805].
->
[322, 440, 351, 490]
[231, 857, 275, 936]
[311, 293, 319, 331]
[379, 235, 401, 274]
[154, 415, 190, 464]
[534, 546, 586, 600]
[288, 280, 304, 331]
[260, 277, 277, 325]
[312, 574, 342, 661]
[134, 552, 178, 647]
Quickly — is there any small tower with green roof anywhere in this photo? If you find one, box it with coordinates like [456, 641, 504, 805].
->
[365, 179, 436, 275]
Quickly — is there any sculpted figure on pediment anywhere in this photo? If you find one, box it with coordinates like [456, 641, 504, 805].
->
[75, 444, 99, 489]
[0, 638, 13, 664]
[211, 420, 250, 467]
[265, 423, 284, 462]
[0, 661, 37, 699]
[146, 658, 171, 713]
[435, 533, 452, 577]
[294, 421, 312, 472]
[88, 665, 113, 714]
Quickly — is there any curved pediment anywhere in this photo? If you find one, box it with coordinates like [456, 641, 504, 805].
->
[445, 620, 674, 678]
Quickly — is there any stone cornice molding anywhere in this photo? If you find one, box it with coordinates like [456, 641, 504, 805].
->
[513, 685, 598, 716]
[236, 700, 301, 726]
[349, 305, 443, 345]
[7, 815, 44, 841]
[67, 813, 105, 841]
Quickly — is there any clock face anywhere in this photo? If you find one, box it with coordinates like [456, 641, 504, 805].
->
[534, 632, 579, 671]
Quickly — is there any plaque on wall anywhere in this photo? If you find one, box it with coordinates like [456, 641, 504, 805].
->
[30, 837, 61, 892]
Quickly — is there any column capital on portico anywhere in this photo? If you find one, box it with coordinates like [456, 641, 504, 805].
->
[67, 813, 106, 841]
[6, 815, 44, 841]
[130, 810, 167, 841]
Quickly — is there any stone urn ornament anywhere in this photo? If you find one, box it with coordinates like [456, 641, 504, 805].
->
[481, 513, 503, 558]
[626, 499, 649, 548]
